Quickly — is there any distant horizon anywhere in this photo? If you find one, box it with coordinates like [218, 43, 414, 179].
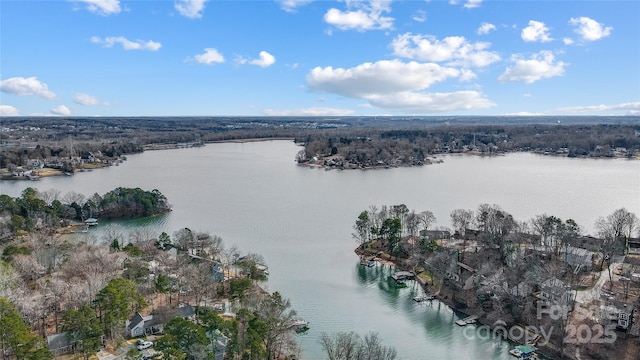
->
[1, 1, 638, 117]
[2, 114, 640, 119]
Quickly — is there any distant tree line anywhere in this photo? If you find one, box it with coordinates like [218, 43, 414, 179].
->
[297, 124, 640, 168]
[2, 117, 638, 170]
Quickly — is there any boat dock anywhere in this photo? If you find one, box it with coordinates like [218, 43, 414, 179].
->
[509, 344, 538, 359]
[413, 294, 435, 302]
[455, 314, 479, 326]
[391, 271, 415, 282]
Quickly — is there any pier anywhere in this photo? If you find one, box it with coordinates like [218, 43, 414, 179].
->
[455, 314, 479, 326]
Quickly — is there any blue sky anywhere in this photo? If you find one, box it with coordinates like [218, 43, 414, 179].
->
[1, 0, 638, 117]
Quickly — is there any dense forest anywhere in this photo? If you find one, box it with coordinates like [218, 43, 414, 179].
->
[296, 124, 640, 168]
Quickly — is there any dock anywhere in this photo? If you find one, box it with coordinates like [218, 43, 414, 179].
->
[413, 294, 435, 302]
[455, 314, 478, 326]
[391, 271, 415, 282]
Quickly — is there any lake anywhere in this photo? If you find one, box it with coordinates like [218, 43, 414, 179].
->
[2, 140, 639, 359]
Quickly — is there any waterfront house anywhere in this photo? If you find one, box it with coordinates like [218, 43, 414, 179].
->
[126, 304, 195, 338]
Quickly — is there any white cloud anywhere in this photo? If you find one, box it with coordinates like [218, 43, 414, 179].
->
[51, 105, 71, 116]
[477, 22, 496, 35]
[412, 10, 426, 23]
[305, 59, 492, 112]
[521, 20, 552, 42]
[464, 0, 482, 9]
[459, 68, 477, 82]
[391, 33, 500, 67]
[71, 0, 121, 15]
[91, 36, 162, 51]
[175, 0, 207, 19]
[249, 51, 276, 68]
[263, 107, 355, 116]
[278, 0, 313, 13]
[563, 38, 574, 45]
[570, 17, 612, 41]
[324, 0, 393, 31]
[0, 105, 19, 116]
[73, 93, 107, 106]
[367, 91, 494, 112]
[498, 51, 567, 83]
[307, 59, 460, 98]
[557, 102, 640, 113]
[193, 48, 225, 65]
[0, 77, 56, 99]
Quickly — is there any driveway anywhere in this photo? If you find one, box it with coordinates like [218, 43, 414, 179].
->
[574, 255, 624, 304]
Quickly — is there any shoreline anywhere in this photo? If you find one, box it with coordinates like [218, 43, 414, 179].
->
[4, 139, 637, 181]
[354, 245, 561, 360]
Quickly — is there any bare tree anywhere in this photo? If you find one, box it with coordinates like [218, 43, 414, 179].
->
[255, 292, 297, 360]
[425, 250, 456, 294]
[37, 188, 61, 205]
[450, 208, 473, 238]
[61, 191, 85, 205]
[102, 224, 125, 249]
[320, 331, 397, 360]
[418, 211, 436, 232]
[596, 208, 638, 289]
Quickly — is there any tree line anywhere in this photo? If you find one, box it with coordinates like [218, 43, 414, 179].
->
[353, 203, 639, 357]
[298, 123, 640, 168]
[0, 187, 171, 236]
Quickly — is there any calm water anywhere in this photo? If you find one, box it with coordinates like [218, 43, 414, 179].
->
[2, 141, 639, 359]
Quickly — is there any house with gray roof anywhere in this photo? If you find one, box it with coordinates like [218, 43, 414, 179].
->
[126, 304, 196, 338]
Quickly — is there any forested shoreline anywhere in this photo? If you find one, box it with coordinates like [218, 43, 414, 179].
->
[0, 187, 171, 238]
[352, 204, 640, 360]
[2, 117, 639, 176]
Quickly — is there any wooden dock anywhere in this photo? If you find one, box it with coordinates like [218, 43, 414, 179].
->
[391, 271, 415, 282]
[455, 314, 478, 326]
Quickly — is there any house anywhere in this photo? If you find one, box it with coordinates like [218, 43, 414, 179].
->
[212, 261, 224, 281]
[126, 304, 196, 338]
[562, 246, 593, 271]
[570, 235, 603, 252]
[420, 230, 451, 241]
[208, 329, 228, 360]
[47, 332, 74, 356]
[628, 238, 640, 255]
[47, 332, 105, 356]
[602, 300, 635, 331]
[540, 277, 574, 304]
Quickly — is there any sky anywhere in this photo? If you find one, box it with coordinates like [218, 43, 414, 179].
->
[0, 0, 639, 117]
